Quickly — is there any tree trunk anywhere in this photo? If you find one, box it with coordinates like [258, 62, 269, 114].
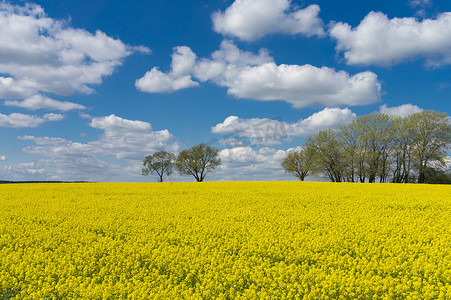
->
[418, 160, 426, 183]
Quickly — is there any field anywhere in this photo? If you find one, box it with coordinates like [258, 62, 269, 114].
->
[0, 182, 450, 299]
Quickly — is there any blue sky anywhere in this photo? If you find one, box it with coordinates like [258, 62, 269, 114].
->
[0, 0, 450, 182]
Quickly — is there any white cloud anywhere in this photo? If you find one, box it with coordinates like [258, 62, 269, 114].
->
[135, 46, 199, 93]
[130, 45, 152, 55]
[16, 162, 45, 175]
[0, 155, 6, 161]
[90, 114, 151, 132]
[212, 115, 289, 144]
[16, 114, 179, 181]
[219, 137, 284, 147]
[4, 94, 86, 111]
[409, 0, 431, 8]
[212, 107, 356, 145]
[222, 63, 381, 108]
[43, 113, 64, 122]
[0, 3, 148, 99]
[79, 112, 93, 119]
[4, 156, 115, 181]
[0, 77, 36, 99]
[299, 107, 357, 129]
[18, 135, 69, 146]
[138, 40, 381, 108]
[212, 146, 296, 181]
[193, 40, 273, 81]
[212, 0, 325, 41]
[88, 115, 178, 160]
[219, 138, 246, 147]
[330, 11, 451, 67]
[379, 103, 424, 117]
[0, 112, 63, 128]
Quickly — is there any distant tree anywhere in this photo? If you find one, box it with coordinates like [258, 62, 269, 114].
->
[176, 143, 221, 182]
[344, 117, 370, 183]
[423, 166, 451, 184]
[287, 110, 450, 184]
[391, 116, 415, 183]
[355, 113, 393, 183]
[408, 111, 451, 183]
[339, 122, 360, 182]
[281, 148, 312, 181]
[142, 151, 176, 182]
[305, 129, 345, 182]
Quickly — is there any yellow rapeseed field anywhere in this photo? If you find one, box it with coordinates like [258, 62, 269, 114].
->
[0, 182, 450, 299]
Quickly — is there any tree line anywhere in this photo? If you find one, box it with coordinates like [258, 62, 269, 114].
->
[282, 110, 451, 184]
[143, 110, 450, 184]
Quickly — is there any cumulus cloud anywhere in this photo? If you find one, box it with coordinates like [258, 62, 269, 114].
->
[212, 0, 325, 41]
[90, 114, 151, 132]
[193, 40, 273, 81]
[330, 11, 451, 67]
[43, 113, 64, 122]
[212, 146, 302, 181]
[16, 114, 178, 181]
[19, 135, 69, 146]
[135, 46, 199, 93]
[87, 115, 178, 160]
[212, 107, 356, 146]
[3, 94, 86, 111]
[379, 103, 424, 117]
[217, 147, 285, 179]
[15, 162, 45, 175]
[0, 77, 36, 99]
[0, 155, 6, 161]
[0, 2, 148, 99]
[0, 112, 63, 128]
[222, 63, 381, 107]
[219, 146, 285, 164]
[87, 115, 177, 160]
[212, 115, 289, 145]
[138, 40, 381, 108]
[3, 156, 115, 181]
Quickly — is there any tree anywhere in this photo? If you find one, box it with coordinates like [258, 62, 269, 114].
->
[176, 143, 221, 182]
[305, 129, 345, 182]
[142, 151, 176, 182]
[408, 111, 451, 183]
[281, 148, 312, 181]
[357, 113, 393, 183]
[288, 110, 450, 184]
[423, 165, 451, 184]
[339, 123, 360, 182]
[391, 116, 415, 183]
[344, 117, 370, 183]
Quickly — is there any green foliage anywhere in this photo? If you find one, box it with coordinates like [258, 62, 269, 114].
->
[300, 110, 451, 184]
[408, 111, 451, 183]
[142, 151, 176, 182]
[281, 148, 312, 181]
[305, 129, 346, 182]
[176, 143, 221, 182]
[424, 166, 451, 184]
